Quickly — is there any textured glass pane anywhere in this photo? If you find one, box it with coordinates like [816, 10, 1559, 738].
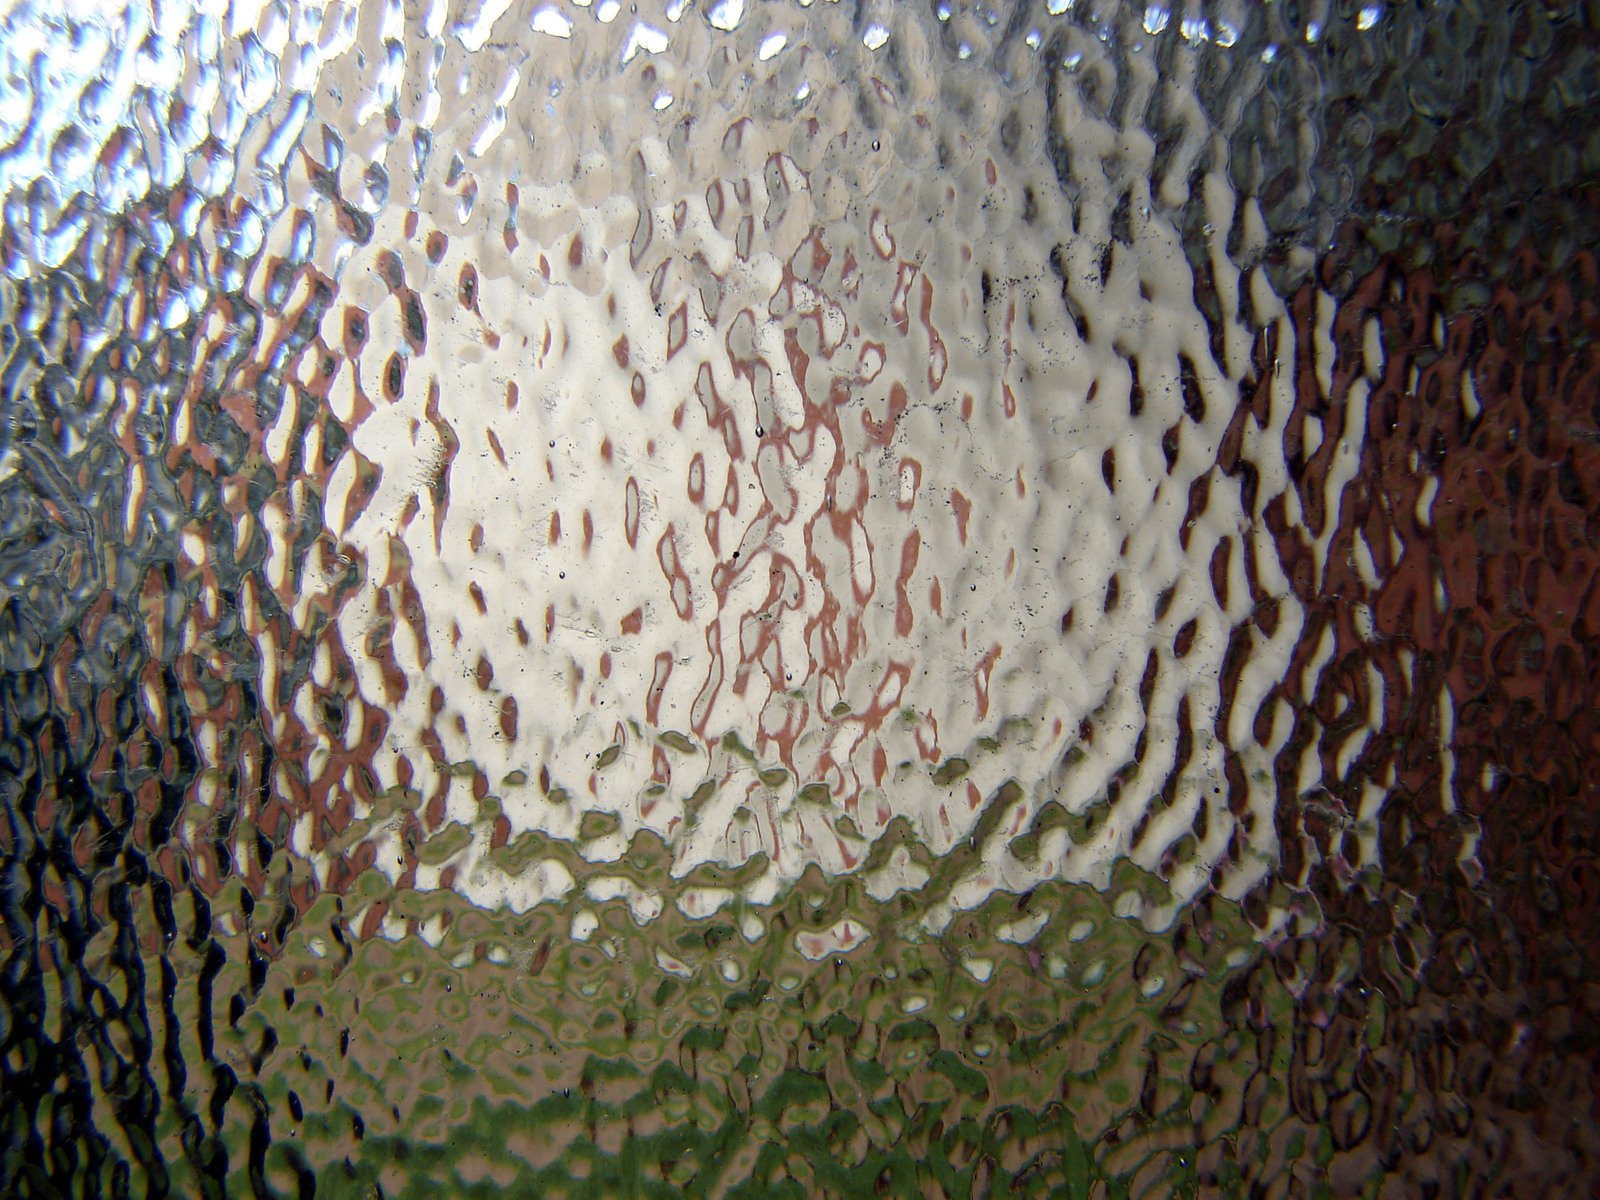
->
[1, 0, 1597, 1196]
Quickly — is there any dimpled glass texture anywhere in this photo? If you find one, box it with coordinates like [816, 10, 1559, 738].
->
[1, 0, 1598, 1196]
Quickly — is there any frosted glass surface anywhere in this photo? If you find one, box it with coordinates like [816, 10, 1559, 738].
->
[1, 1, 1597, 1196]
